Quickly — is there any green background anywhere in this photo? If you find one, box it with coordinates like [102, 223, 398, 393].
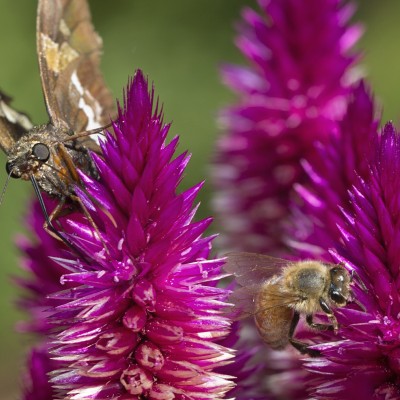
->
[0, 1, 398, 397]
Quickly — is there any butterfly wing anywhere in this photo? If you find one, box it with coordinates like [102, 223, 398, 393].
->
[37, 0, 116, 134]
[0, 91, 33, 154]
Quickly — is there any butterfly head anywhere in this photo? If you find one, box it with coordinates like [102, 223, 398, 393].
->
[5, 127, 52, 181]
[4, 123, 98, 198]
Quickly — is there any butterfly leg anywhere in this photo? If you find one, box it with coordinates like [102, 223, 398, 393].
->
[60, 141, 117, 228]
[288, 311, 321, 357]
[42, 197, 69, 242]
[70, 194, 110, 255]
[30, 175, 72, 245]
[61, 122, 112, 143]
[35, 187, 98, 262]
[54, 143, 108, 251]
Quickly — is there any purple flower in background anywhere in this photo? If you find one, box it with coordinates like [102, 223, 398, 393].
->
[16, 198, 68, 399]
[214, 0, 362, 255]
[16, 198, 74, 336]
[22, 346, 54, 400]
[291, 81, 379, 257]
[17, 70, 234, 399]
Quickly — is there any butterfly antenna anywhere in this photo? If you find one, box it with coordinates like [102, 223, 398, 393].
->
[30, 176, 59, 234]
[0, 168, 15, 206]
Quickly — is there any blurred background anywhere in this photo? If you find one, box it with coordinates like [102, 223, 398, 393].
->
[0, 0, 399, 396]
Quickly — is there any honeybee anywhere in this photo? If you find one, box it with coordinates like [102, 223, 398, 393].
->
[225, 252, 366, 356]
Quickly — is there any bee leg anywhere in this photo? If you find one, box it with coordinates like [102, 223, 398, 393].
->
[319, 297, 339, 333]
[306, 314, 334, 331]
[289, 312, 321, 357]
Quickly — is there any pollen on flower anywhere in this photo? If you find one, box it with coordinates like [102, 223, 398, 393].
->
[120, 365, 153, 395]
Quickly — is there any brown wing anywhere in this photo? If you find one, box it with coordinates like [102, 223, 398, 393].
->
[224, 252, 292, 286]
[37, 0, 116, 134]
[0, 91, 33, 154]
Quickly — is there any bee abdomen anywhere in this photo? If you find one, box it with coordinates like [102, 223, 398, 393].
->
[254, 286, 293, 349]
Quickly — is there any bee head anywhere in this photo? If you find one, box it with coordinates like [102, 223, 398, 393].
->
[328, 266, 351, 306]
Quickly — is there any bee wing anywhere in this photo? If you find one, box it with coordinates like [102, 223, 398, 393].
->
[227, 282, 302, 320]
[0, 91, 33, 154]
[224, 252, 292, 286]
[227, 284, 260, 320]
[37, 0, 117, 134]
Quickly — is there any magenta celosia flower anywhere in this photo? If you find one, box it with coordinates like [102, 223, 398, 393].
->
[17, 70, 234, 399]
[22, 346, 55, 400]
[291, 85, 400, 397]
[214, 0, 362, 256]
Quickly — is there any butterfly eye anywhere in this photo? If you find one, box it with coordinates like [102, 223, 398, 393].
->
[32, 143, 50, 162]
[5, 161, 19, 179]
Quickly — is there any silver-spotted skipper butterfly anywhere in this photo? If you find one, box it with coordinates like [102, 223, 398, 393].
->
[0, 0, 116, 245]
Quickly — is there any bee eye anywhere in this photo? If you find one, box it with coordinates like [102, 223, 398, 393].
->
[5, 161, 19, 179]
[330, 290, 345, 305]
[32, 143, 50, 162]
